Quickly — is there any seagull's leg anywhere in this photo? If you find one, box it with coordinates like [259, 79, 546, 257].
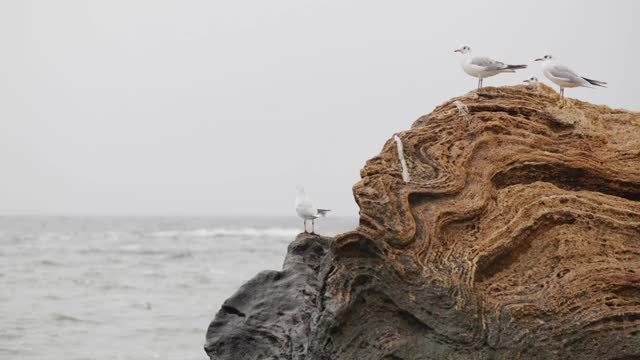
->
[477, 78, 481, 90]
[480, 78, 483, 88]
[311, 219, 315, 234]
[558, 88, 567, 107]
[303, 219, 307, 233]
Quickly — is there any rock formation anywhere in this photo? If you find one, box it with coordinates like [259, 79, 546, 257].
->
[205, 234, 333, 359]
[205, 84, 640, 359]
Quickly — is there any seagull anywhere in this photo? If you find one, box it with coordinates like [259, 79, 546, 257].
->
[534, 55, 607, 98]
[523, 76, 539, 89]
[295, 185, 330, 234]
[454, 45, 527, 89]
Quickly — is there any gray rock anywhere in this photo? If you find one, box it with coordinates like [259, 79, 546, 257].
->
[204, 233, 331, 360]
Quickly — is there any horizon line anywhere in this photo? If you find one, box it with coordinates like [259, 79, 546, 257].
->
[0, 213, 359, 219]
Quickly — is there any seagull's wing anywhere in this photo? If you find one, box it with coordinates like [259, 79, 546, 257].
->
[471, 56, 507, 71]
[548, 64, 583, 83]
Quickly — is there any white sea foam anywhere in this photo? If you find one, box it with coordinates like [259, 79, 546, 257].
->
[149, 227, 300, 238]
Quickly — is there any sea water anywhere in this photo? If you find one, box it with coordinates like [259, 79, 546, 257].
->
[0, 216, 357, 360]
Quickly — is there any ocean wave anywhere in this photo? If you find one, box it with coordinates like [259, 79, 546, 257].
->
[51, 313, 98, 324]
[114, 245, 166, 255]
[166, 250, 192, 259]
[78, 245, 189, 257]
[149, 227, 299, 238]
[39, 259, 62, 266]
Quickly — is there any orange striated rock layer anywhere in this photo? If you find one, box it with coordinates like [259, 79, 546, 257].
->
[319, 84, 640, 359]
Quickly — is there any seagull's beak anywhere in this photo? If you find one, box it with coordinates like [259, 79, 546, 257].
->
[454, 49, 462, 53]
[523, 80, 529, 83]
[534, 58, 543, 62]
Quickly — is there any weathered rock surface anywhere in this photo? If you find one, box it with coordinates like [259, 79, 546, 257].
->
[205, 233, 332, 360]
[206, 85, 640, 359]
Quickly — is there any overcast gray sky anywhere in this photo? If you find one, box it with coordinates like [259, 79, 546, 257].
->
[1, 0, 638, 216]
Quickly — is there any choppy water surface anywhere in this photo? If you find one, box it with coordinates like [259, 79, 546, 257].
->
[0, 216, 356, 360]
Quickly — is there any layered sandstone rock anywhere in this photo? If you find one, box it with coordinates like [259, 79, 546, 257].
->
[206, 84, 640, 359]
